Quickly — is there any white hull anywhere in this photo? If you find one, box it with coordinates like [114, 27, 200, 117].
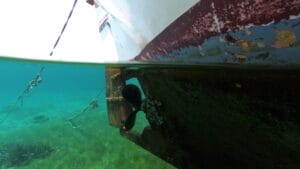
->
[1, 0, 299, 65]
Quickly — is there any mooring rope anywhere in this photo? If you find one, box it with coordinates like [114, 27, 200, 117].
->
[49, 0, 78, 56]
[15, 66, 45, 106]
[1, 0, 102, 126]
[66, 87, 106, 129]
[0, 66, 45, 124]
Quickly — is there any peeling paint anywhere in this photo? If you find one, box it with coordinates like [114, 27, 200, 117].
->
[236, 40, 255, 52]
[211, 2, 222, 33]
[134, 0, 300, 65]
[257, 42, 266, 48]
[244, 28, 252, 35]
[235, 54, 247, 63]
[272, 30, 297, 48]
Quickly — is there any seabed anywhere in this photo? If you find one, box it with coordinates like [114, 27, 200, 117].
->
[0, 58, 174, 169]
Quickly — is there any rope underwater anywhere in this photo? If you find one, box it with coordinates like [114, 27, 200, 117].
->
[1, 0, 101, 126]
[15, 67, 45, 106]
[66, 88, 105, 129]
[0, 66, 45, 124]
[1, 0, 78, 116]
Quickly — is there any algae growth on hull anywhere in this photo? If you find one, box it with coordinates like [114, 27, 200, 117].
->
[0, 59, 175, 169]
[106, 65, 300, 169]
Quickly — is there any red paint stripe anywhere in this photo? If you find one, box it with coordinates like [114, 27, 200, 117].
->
[135, 0, 300, 61]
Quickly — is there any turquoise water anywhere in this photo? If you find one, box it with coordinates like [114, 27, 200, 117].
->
[0, 59, 174, 169]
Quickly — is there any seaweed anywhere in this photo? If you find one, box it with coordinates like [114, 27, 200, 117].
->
[0, 143, 54, 167]
[32, 115, 49, 124]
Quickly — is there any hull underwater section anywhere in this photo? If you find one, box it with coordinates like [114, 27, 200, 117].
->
[106, 66, 300, 169]
[103, 1, 300, 169]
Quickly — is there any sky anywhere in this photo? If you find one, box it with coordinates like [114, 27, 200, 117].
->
[0, 0, 114, 63]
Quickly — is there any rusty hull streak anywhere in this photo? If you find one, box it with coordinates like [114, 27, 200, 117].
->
[134, 0, 300, 61]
